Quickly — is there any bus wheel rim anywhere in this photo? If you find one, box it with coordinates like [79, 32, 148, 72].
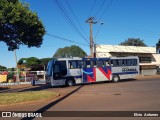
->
[68, 80, 73, 86]
[114, 76, 119, 82]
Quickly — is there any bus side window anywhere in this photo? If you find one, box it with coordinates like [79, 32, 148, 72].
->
[123, 60, 127, 66]
[135, 59, 138, 65]
[73, 61, 77, 68]
[127, 59, 132, 66]
[118, 59, 123, 66]
[77, 61, 83, 68]
[69, 61, 77, 69]
[53, 64, 60, 73]
[91, 60, 97, 68]
[97, 60, 104, 67]
[86, 61, 91, 68]
[105, 61, 109, 67]
[112, 60, 118, 66]
[111, 61, 113, 66]
[83, 61, 91, 68]
[132, 59, 137, 66]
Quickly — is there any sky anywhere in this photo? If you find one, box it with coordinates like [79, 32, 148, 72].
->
[0, 0, 160, 68]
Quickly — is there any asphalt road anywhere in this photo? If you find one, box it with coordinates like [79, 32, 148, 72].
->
[0, 76, 160, 120]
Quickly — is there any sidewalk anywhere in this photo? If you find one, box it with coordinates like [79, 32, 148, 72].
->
[0, 75, 159, 92]
[135, 74, 160, 80]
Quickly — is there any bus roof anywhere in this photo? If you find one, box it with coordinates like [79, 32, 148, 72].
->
[58, 57, 82, 61]
[82, 58, 110, 61]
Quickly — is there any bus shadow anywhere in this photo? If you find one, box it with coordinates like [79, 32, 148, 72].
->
[74, 79, 137, 87]
[79, 81, 110, 86]
[21, 85, 84, 120]
[0, 84, 51, 93]
[20, 84, 51, 92]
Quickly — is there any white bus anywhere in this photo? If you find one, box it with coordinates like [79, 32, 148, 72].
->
[46, 56, 139, 87]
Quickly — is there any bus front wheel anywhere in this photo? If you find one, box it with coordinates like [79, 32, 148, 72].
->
[112, 75, 120, 83]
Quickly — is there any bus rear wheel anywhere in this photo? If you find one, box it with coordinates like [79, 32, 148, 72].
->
[112, 75, 120, 83]
[66, 79, 75, 87]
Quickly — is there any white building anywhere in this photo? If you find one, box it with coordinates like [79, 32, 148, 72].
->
[96, 45, 160, 75]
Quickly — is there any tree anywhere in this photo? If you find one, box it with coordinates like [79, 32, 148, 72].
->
[40, 58, 53, 66]
[18, 57, 53, 70]
[156, 39, 160, 51]
[0, 65, 7, 71]
[119, 38, 147, 46]
[18, 57, 41, 67]
[0, 0, 45, 51]
[53, 45, 87, 58]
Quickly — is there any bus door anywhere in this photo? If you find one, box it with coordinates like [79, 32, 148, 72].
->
[51, 61, 67, 86]
[82, 59, 97, 83]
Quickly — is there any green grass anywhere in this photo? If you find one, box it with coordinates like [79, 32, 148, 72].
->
[0, 91, 58, 105]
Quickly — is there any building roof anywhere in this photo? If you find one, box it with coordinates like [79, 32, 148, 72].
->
[96, 45, 156, 54]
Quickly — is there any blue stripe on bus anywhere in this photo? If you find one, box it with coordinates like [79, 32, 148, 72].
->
[82, 70, 93, 74]
[112, 72, 138, 75]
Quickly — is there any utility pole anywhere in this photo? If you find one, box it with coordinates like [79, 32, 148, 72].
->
[14, 49, 20, 84]
[86, 17, 97, 58]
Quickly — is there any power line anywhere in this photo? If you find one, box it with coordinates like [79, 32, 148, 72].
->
[46, 33, 89, 46]
[55, 0, 89, 44]
[98, 0, 114, 21]
[87, 0, 97, 18]
[65, 0, 88, 39]
[94, 0, 106, 18]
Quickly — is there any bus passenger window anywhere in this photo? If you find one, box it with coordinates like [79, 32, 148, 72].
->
[127, 59, 132, 66]
[69, 61, 77, 69]
[123, 60, 127, 66]
[72, 61, 77, 68]
[83, 61, 91, 68]
[112, 60, 118, 66]
[91, 61, 97, 68]
[105, 61, 109, 66]
[77, 61, 83, 68]
[97, 61, 104, 67]
[132, 59, 137, 66]
[86, 61, 91, 68]
[118, 60, 123, 66]
[54, 64, 60, 73]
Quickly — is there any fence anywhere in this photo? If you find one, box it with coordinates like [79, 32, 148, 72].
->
[0, 71, 46, 83]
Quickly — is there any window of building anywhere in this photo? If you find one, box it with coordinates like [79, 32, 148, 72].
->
[139, 57, 151, 63]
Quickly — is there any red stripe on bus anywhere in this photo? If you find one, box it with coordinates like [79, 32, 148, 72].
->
[87, 68, 96, 82]
[98, 68, 111, 80]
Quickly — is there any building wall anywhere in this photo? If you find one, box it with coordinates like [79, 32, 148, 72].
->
[96, 45, 156, 54]
[96, 45, 160, 75]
